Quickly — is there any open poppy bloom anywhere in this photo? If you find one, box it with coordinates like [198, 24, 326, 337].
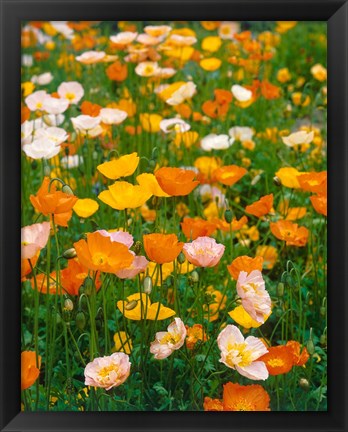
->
[61, 258, 102, 296]
[204, 382, 271, 411]
[181, 217, 217, 240]
[227, 255, 264, 280]
[183, 236, 225, 267]
[310, 194, 327, 216]
[117, 292, 175, 321]
[297, 171, 327, 194]
[98, 181, 152, 210]
[73, 231, 134, 273]
[30, 177, 78, 227]
[155, 167, 199, 196]
[21, 221, 51, 260]
[214, 165, 247, 186]
[236, 270, 272, 324]
[286, 340, 310, 366]
[185, 324, 208, 350]
[218, 325, 269, 380]
[150, 318, 187, 359]
[255, 246, 278, 270]
[275, 167, 304, 189]
[245, 194, 274, 218]
[73, 198, 99, 218]
[21, 351, 41, 390]
[136, 173, 170, 197]
[97, 152, 140, 180]
[259, 345, 294, 375]
[84, 352, 131, 390]
[270, 220, 309, 247]
[143, 233, 184, 264]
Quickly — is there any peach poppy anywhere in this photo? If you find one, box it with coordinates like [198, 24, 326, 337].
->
[181, 217, 216, 240]
[73, 231, 134, 273]
[98, 181, 152, 210]
[183, 236, 225, 267]
[227, 255, 264, 280]
[259, 345, 294, 375]
[310, 194, 327, 216]
[117, 292, 175, 321]
[150, 318, 187, 359]
[61, 258, 102, 296]
[222, 382, 271, 411]
[286, 340, 310, 366]
[214, 165, 247, 186]
[30, 177, 78, 227]
[21, 222, 51, 260]
[155, 167, 199, 196]
[297, 171, 327, 195]
[270, 220, 309, 247]
[143, 233, 184, 264]
[245, 194, 274, 218]
[21, 351, 41, 390]
[106, 60, 128, 82]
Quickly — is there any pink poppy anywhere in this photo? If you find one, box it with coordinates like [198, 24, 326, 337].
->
[150, 318, 187, 360]
[183, 236, 225, 267]
[21, 222, 51, 260]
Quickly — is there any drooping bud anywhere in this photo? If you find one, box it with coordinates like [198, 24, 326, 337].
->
[83, 276, 94, 296]
[320, 334, 327, 346]
[62, 248, 77, 260]
[62, 184, 74, 195]
[143, 276, 152, 294]
[43, 164, 51, 177]
[273, 176, 282, 187]
[224, 209, 233, 224]
[64, 298, 74, 311]
[306, 339, 315, 356]
[125, 300, 138, 310]
[75, 311, 86, 330]
[177, 252, 186, 264]
[190, 271, 199, 283]
[299, 377, 310, 391]
[277, 282, 285, 297]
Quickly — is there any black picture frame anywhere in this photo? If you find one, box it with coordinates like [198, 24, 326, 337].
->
[1, 1, 347, 431]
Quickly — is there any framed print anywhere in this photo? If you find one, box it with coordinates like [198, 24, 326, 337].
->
[1, 0, 347, 431]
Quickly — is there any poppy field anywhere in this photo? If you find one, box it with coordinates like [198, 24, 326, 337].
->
[21, 20, 327, 412]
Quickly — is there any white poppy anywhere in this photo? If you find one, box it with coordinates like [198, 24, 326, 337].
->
[76, 51, 106, 64]
[42, 96, 69, 115]
[22, 137, 61, 159]
[110, 32, 138, 45]
[61, 155, 83, 169]
[200, 133, 233, 151]
[231, 85, 252, 102]
[25, 90, 49, 111]
[229, 126, 254, 142]
[31, 72, 53, 85]
[58, 81, 84, 104]
[160, 118, 191, 134]
[34, 127, 68, 146]
[99, 108, 128, 125]
[21, 121, 34, 146]
[282, 130, 314, 147]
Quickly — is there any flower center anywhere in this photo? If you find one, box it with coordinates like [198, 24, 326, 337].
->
[98, 364, 118, 383]
[160, 332, 181, 345]
[268, 358, 285, 367]
[226, 342, 253, 367]
[231, 398, 254, 411]
[92, 252, 108, 266]
[65, 92, 76, 102]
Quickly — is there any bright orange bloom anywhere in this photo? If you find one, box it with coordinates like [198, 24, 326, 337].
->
[174, 103, 192, 119]
[106, 60, 128, 82]
[21, 252, 39, 280]
[21, 351, 41, 390]
[61, 258, 102, 296]
[214, 89, 233, 105]
[203, 397, 223, 411]
[202, 100, 229, 119]
[214, 165, 247, 186]
[245, 194, 273, 218]
[21, 105, 30, 123]
[310, 194, 327, 216]
[30, 177, 78, 227]
[155, 167, 199, 196]
[260, 80, 281, 100]
[186, 324, 208, 350]
[259, 346, 293, 375]
[270, 220, 309, 247]
[80, 100, 102, 117]
[297, 171, 327, 194]
[286, 341, 310, 366]
[73, 232, 134, 273]
[143, 233, 184, 264]
[222, 382, 271, 411]
[181, 217, 216, 240]
[31, 271, 57, 294]
[227, 255, 264, 280]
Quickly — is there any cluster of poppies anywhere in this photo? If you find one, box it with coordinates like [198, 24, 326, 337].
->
[21, 20, 327, 411]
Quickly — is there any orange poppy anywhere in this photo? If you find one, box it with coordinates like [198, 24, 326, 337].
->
[30, 177, 78, 227]
[297, 171, 327, 194]
[259, 345, 293, 375]
[286, 341, 310, 366]
[106, 60, 128, 82]
[80, 100, 102, 117]
[61, 258, 102, 296]
[174, 103, 192, 119]
[260, 80, 281, 100]
[270, 220, 309, 247]
[21, 105, 30, 123]
[21, 252, 39, 280]
[155, 167, 199, 196]
[214, 165, 247, 186]
[185, 324, 208, 350]
[31, 271, 57, 294]
[21, 351, 41, 390]
[181, 217, 217, 240]
[222, 382, 271, 411]
[214, 89, 233, 105]
[227, 255, 264, 280]
[143, 233, 184, 264]
[203, 397, 223, 411]
[245, 193, 273, 218]
[73, 232, 134, 273]
[310, 194, 327, 216]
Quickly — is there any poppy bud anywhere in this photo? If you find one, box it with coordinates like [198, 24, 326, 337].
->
[125, 300, 138, 311]
[83, 276, 94, 296]
[277, 282, 285, 297]
[62, 248, 77, 260]
[191, 271, 199, 283]
[273, 176, 282, 187]
[148, 159, 156, 170]
[320, 306, 326, 316]
[224, 209, 233, 224]
[177, 252, 186, 264]
[143, 276, 152, 294]
[299, 378, 310, 391]
[133, 241, 142, 256]
[44, 165, 51, 176]
[320, 334, 327, 346]
[75, 311, 86, 330]
[92, 151, 98, 161]
[275, 307, 283, 318]
[64, 298, 74, 311]
[62, 184, 74, 195]
[306, 339, 315, 356]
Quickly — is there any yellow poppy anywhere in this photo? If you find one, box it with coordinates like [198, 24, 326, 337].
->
[98, 181, 152, 210]
[200, 58, 222, 71]
[228, 305, 267, 329]
[275, 167, 305, 189]
[201, 36, 222, 52]
[117, 292, 175, 320]
[97, 152, 139, 180]
[139, 113, 163, 133]
[113, 332, 133, 354]
[73, 198, 99, 218]
[136, 173, 170, 197]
